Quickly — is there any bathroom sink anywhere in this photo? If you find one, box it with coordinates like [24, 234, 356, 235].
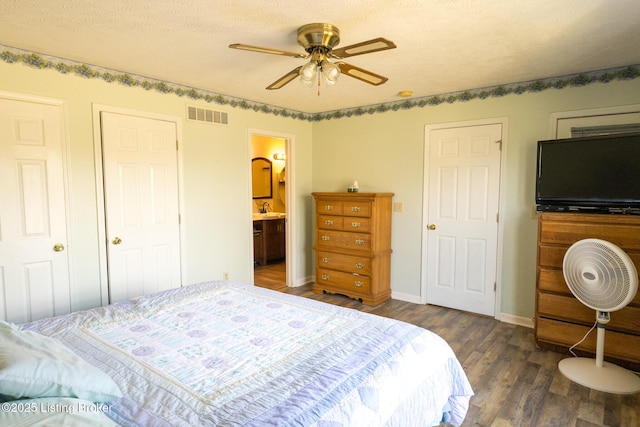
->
[253, 212, 286, 220]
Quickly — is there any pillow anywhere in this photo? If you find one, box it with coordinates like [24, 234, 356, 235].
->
[0, 397, 117, 426]
[0, 320, 17, 329]
[0, 326, 122, 402]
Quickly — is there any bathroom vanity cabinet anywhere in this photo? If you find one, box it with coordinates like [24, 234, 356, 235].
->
[253, 217, 285, 266]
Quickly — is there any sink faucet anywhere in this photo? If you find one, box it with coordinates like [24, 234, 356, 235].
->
[260, 202, 271, 213]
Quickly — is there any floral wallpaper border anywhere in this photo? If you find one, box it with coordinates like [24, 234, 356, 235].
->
[2, 45, 639, 122]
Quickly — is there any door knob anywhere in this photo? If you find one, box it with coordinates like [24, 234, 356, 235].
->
[112, 237, 122, 245]
[53, 243, 65, 252]
[428, 224, 436, 230]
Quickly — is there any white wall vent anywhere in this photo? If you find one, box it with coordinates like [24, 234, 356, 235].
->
[187, 106, 228, 125]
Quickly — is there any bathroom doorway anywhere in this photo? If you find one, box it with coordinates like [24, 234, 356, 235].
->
[249, 131, 291, 290]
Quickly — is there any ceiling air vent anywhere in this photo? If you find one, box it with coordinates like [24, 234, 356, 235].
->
[187, 106, 228, 125]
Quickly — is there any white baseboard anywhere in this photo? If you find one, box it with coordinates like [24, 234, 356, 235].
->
[390, 291, 422, 304]
[290, 281, 534, 329]
[291, 275, 314, 288]
[393, 293, 535, 329]
[500, 312, 534, 329]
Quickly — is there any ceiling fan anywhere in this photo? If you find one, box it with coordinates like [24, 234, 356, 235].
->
[229, 23, 396, 92]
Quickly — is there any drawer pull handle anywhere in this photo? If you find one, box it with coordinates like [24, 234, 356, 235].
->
[324, 219, 334, 225]
[351, 222, 360, 228]
[355, 239, 365, 245]
[354, 281, 364, 287]
[324, 205, 333, 211]
[351, 206, 361, 212]
[355, 263, 364, 269]
[321, 257, 330, 263]
[321, 235, 330, 241]
[322, 274, 329, 280]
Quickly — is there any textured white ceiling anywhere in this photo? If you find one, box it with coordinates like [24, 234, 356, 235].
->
[1, 0, 639, 113]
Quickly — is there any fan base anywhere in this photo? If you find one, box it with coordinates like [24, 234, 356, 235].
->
[559, 357, 640, 394]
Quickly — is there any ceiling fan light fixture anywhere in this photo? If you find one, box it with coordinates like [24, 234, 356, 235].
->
[299, 61, 317, 84]
[321, 60, 340, 84]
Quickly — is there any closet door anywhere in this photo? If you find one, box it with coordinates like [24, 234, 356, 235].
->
[0, 96, 71, 323]
[424, 122, 503, 317]
[100, 112, 181, 302]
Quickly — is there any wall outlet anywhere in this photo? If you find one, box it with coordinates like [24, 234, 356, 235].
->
[223, 272, 229, 280]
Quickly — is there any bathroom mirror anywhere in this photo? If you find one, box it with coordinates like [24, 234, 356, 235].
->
[252, 157, 272, 199]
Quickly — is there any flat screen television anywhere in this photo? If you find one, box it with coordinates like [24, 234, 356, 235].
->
[535, 132, 640, 213]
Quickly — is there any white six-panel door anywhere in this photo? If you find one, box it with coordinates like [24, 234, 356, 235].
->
[0, 96, 71, 323]
[100, 112, 181, 303]
[424, 123, 502, 316]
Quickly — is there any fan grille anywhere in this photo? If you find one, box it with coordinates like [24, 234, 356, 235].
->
[563, 239, 638, 312]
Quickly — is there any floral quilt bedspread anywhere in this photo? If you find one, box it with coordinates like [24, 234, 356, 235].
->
[25, 281, 473, 426]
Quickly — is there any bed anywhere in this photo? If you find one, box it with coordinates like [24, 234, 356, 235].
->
[1, 281, 473, 426]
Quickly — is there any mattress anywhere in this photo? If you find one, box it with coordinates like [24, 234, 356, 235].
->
[17, 281, 473, 426]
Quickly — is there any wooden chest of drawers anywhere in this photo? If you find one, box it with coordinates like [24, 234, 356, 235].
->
[535, 212, 640, 371]
[312, 192, 393, 305]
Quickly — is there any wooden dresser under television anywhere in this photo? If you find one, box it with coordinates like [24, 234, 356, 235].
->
[312, 192, 393, 306]
[535, 212, 640, 371]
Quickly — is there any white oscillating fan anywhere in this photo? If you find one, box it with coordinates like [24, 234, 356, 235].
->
[558, 238, 640, 394]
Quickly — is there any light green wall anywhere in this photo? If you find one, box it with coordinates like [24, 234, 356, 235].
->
[2, 59, 639, 320]
[0, 61, 314, 312]
[312, 79, 640, 319]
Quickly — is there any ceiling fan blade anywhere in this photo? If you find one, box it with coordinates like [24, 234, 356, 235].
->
[266, 67, 302, 90]
[229, 43, 306, 59]
[337, 62, 389, 86]
[330, 37, 396, 59]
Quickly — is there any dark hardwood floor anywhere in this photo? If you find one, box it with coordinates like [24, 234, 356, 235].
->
[254, 264, 640, 427]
